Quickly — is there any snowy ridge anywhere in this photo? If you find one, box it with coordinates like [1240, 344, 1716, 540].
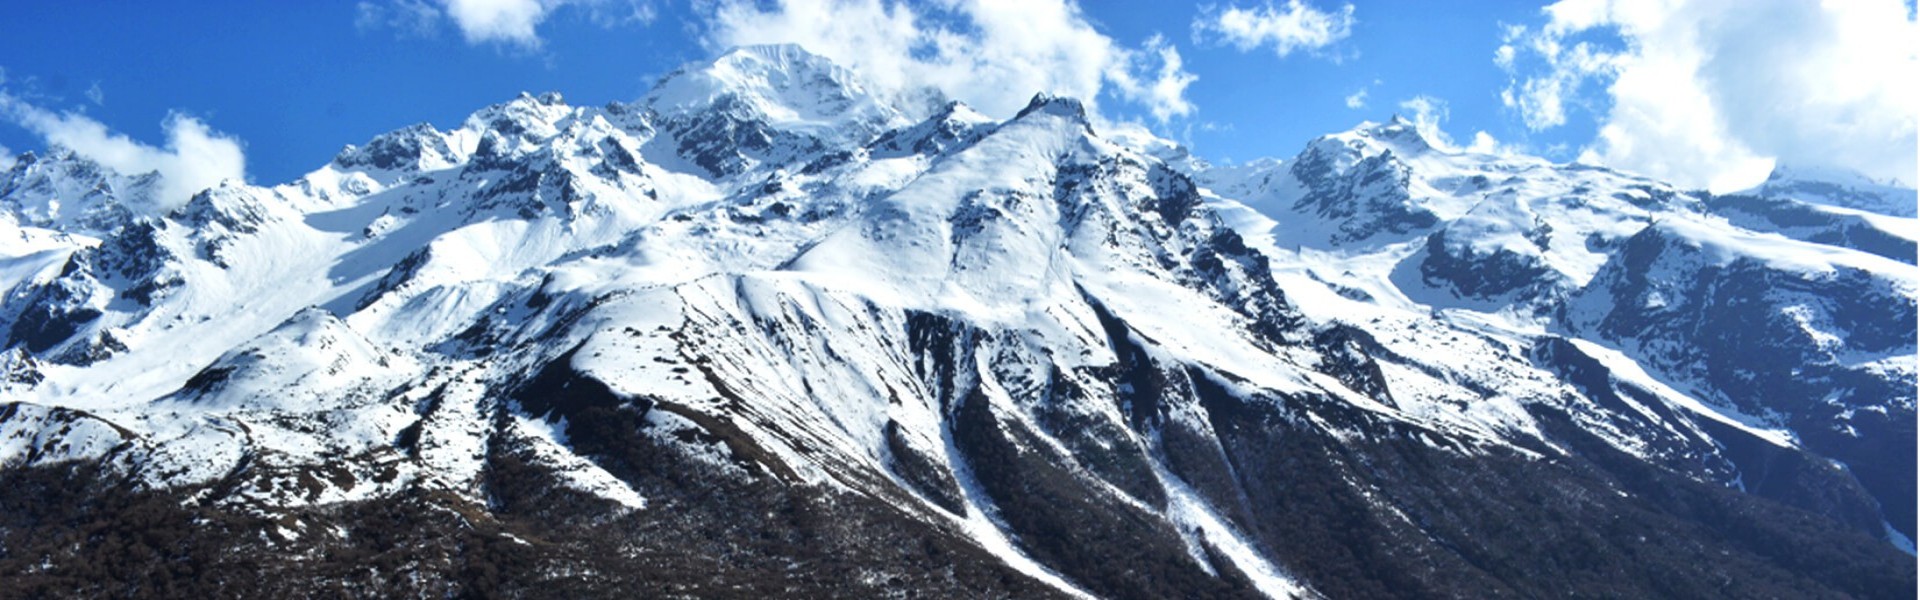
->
[1, 45, 1913, 596]
[1748, 163, 1916, 218]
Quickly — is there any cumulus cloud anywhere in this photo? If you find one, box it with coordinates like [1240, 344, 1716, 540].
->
[1193, 0, 1354, 58]
[440, 0, 552, 45]
[1463, 131, 1506, 156]
[704, 0, 1199, 123]
[359, 0, 654, 47]
[1499, 0, 1919, 192]
[0, 93, 247, 208]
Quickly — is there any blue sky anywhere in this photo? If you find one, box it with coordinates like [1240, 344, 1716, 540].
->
[1, 1, 1912, 195]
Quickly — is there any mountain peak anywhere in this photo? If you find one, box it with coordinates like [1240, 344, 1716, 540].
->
[0, 146, 161, 233]
[1765, 162, 1894, 188]
[1015, 93, 1089, 122]
[1353, 116, 1437, 153]
[1012, 93, 1095, 136]
[1281, 117, 1442, 185]
[332, 122, 463, 172]
[714, 43, 831, 68]
[867, 99, 996, 158]
[1748, 162, 1916, 217]
[647, 45, 906, 128]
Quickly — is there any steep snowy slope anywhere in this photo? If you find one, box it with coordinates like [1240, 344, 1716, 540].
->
[0, 149, 167, 236]
[1747, 164, 1916, 218]
[1196, 117, 1919, 546]
[0, 46, 1911, 598]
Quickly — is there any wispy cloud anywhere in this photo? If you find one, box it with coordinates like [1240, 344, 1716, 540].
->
[705, 0, 1200, 123]
[0, 93, 247, 208]
[357, 0, 654, 48]
[1344, 78, 1383, 110]
[1136, 35, 1199, 123]
[1498, 0, 1918, 191]
[1397, 95, 1449, 143]
[1343, 88, 1366, 109]
[1193, 0, 1354, 59]
[1397, 94, 1511, 156]
[356, 0, 443, 39]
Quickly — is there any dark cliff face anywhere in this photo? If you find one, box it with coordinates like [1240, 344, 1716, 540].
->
[1566, 224, 1918, 541]
[656, 94, 825, 178]
[1417, 226, 1560, 302]
[1703, 193, 1916, 263]
[1290, 148, 1440, 244]
[334, 123, 460, 172]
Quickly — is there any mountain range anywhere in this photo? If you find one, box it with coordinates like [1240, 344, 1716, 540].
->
[1, 44, 1913, 598]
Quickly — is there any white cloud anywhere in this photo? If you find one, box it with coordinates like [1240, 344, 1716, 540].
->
[1397, 95, 1451, 144]
[1133, 35, 1198, 123]
[359, 0, 653, 47]
[356, 0, 443, 38]
[1464, 131, 1506, 155]
[84, 82, 104, 106]
[440, 0, 551, 46]
[583, 0, 654, 27]
[1495, 20, 1617, 131]
[1499, 0, 1919, 192]
[0, 93, 247, 208]
[1344, 78, 1380, 110]
[704, 0, 1199, 123]
[1194, 0, 1354, 58]
[1398, 94, 1512, 156]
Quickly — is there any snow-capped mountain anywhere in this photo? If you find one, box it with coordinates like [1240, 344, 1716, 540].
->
[1745, 164, 1915, 218]
[1, 45, 1913, 598]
